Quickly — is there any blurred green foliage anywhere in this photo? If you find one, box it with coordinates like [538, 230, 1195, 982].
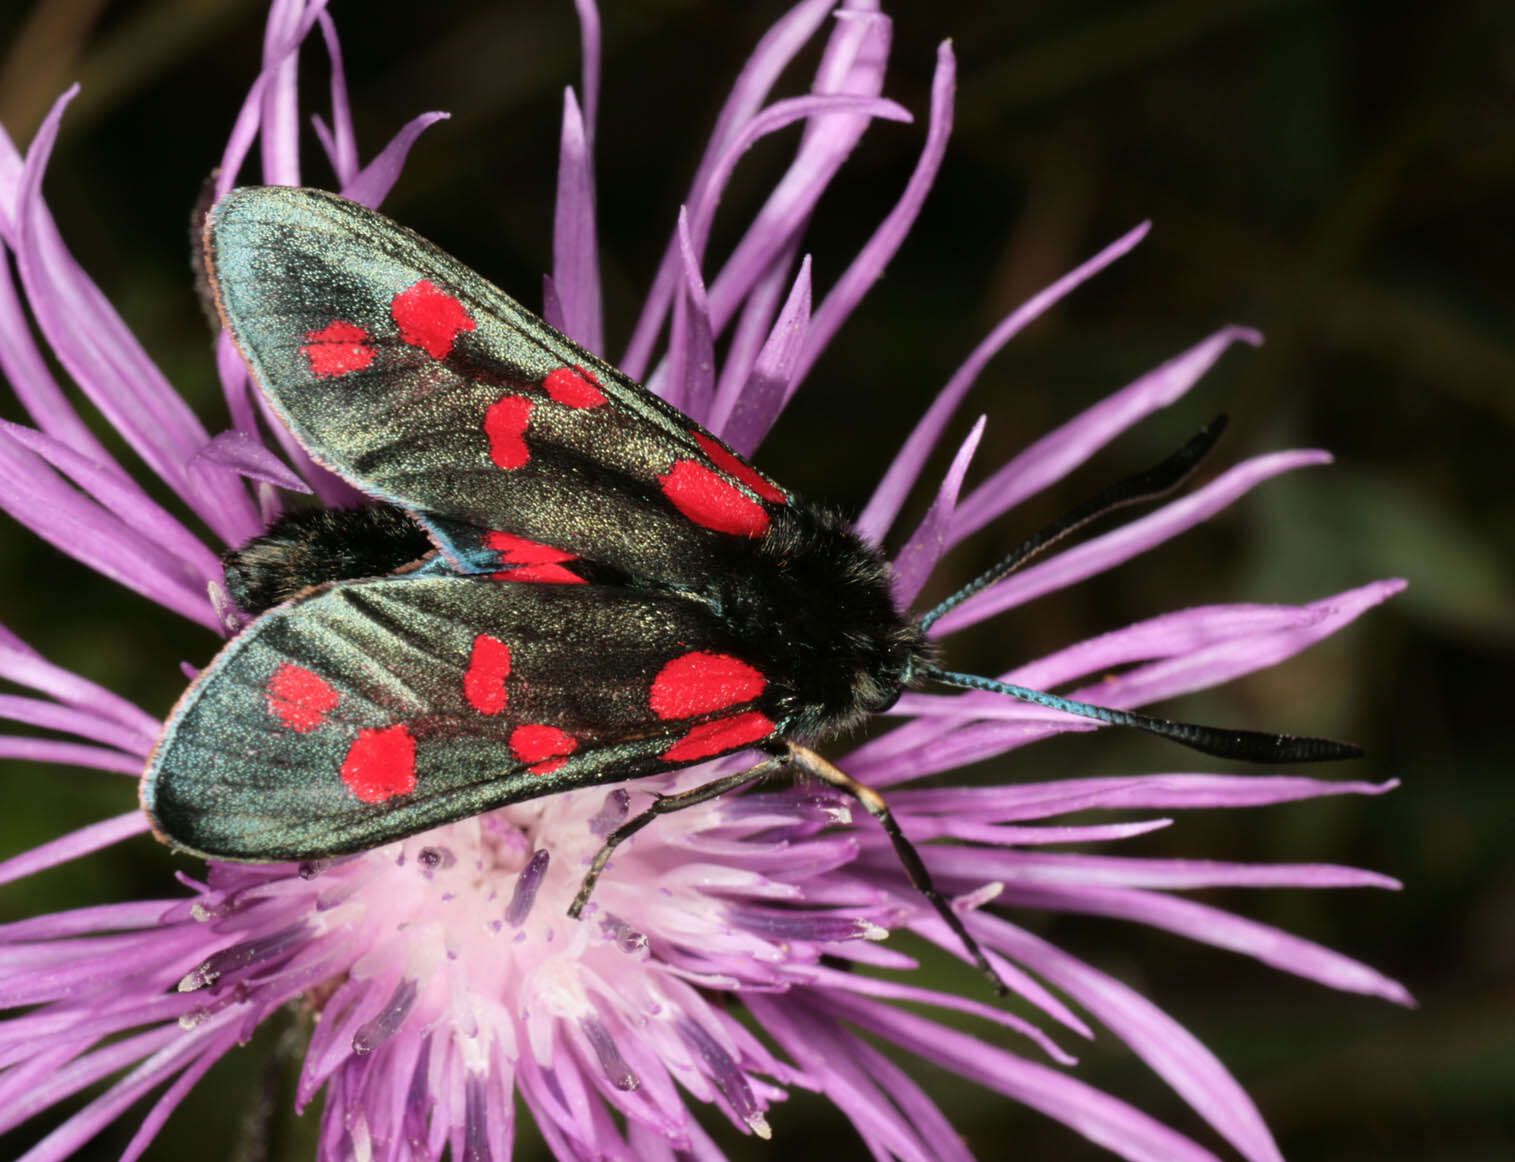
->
[0, 1, 1510, 1159]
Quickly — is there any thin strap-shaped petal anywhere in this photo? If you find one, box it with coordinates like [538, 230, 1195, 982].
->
[572, 0, 601, 144]
[341, 111, 451, 210]
[950, 324, 1262, 542]
[791, 40, 953, 397]
[921, 845, 1400, 891]
[855, 221, 1152, 544]
[0, 238, 114, 462]
[621, 0, 837, 377]
[0, 695, 151, 754]
[860, 590, 1369, 772]
[0, 738, 142, 774]
[258, 0, 319, 185]
[1053, 579, 1406, 713]
[931, 450, 1333, 635]
[891, 415, 984, 606]
[194, 429, 312, 493]
[745, 995, 940, 1162]
[314, 10, 357, 183]
[0, 899, 175, 942]
[914, 816, 1173, 847]
[2, 421, 223, 579]
[0, 436, 219, 627]
[715, 252, 810, 450]
[552, 87, 602, 354]
[11, 90, 259, 545]
[665, 208, 716, 418]
[119, 1025, 244, 1162]
[889, 773, 1397, 819]
[215, 0, 329, 194]
[643, 90, 908, 402]
[13, 1018, 234, 1162]
[975, 914, 1284, 1162]
[829, 991, 1226, 1162]
[0, 813, 149, 888]
[0, 632, 159, 737]
[685, 93, 911, 268]
[665, 13, 896, 383]
[800, 967, 1078, 1064]
[1008, 884, 1413, 1004]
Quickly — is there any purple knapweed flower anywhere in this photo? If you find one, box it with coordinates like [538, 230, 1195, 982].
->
[0, 2, 1408, 1161]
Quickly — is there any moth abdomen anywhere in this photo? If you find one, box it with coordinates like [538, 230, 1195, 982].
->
[223, 503, 434, 615]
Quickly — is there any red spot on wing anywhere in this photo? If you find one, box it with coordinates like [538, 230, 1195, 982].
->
[658, 459, 770, 537]
[266, 663, 340, 732]
[484, 395, 534, 470]
[542, 366, 606, 409]
[510, 723, 578, 776]
[661, 711, 776, 763]
[340, 724, 417, 802]
[693, 431, 787, 504]
[649, 651, 766, 720]
[484, 530, 585, 585]
[301, 320, 374, 378]
[391, 279, 476, 359]
[463, 634, 512, 715]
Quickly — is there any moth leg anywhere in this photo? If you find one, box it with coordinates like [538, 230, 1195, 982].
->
[786, 742, 1010, 998]
[567, 753, 790, 920]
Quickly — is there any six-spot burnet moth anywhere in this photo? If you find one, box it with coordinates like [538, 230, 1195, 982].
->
[141, 186, 1361, 994]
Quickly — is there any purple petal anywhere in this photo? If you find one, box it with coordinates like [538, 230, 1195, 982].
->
[0, 694, 151, 755]
[216, 0, 329, 192]
[13, 1021, 233, 1162]
[800, 967, 1079, 1065]
[119, 1027, 243, 1162]
[830, 991, 1226, 1162]
[314, 10, 358, 184]
[856, 220, 1154, 544]
[745, 995, 941, 1162]
[0, 433, 219, 628]
[890, 773, 1397, 819]
[715, 252, 810, 452]
[914, 817, 1173, 846]
[792, 38, 953, 397]
[340, 111, 450, 210]
[551, 87, 603, 354]
[194, 429, 311, 493]
[932, 450, 1334, 635]
[7, 90, 259, 545]
[1055, 580, 1406, 712]
[1008, 884, 1413, 1004]
[891, 415, 985, 606]
[951, 325, 1262, 542]
[0, 813, 149, 888]
[663, 208, 716, 418]
[0, 899, 174, 942]
[661, 15, 898, 387]
[1, 421, 224, 578]
[620, 0, 839, 377]
[923, 846, 1400, 891]
[0, 738, 142, 774]
[572, 0, 602, 143]
[685, 93, 911, 268]
[0, 231, 113, 463]
[0, 630, 159, 738]
[977, 915, 1284, 1162]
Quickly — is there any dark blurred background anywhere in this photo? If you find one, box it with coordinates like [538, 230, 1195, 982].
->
[0, 1, 1510, 1159]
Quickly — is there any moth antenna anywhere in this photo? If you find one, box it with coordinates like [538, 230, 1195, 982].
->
[917, 415, 1229, 632]
[920, 666, 1363, 763]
